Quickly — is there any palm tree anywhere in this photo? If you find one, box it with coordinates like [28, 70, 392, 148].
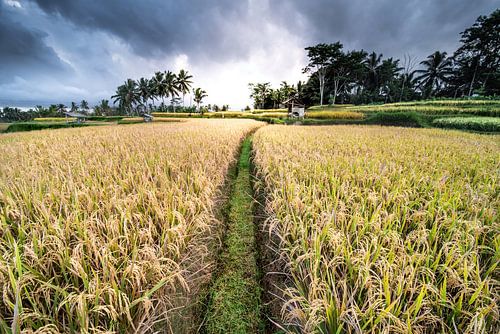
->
[364, 52, 383, 93]
[80, 100, 89, 114]
[177, 69, 193, 107]
[112, 79, 140, 115]
[415, 51, 453, 97]
[137, 78, 151, 112]
[164, 71, 179, 112]
[249, 82, 271, 109]
[152, 71, 166, 108]
[70, 102, 78, 113]
[97, 99, 111, 116]
[56, 104, 67, 116]
[193, 88, 207, 115]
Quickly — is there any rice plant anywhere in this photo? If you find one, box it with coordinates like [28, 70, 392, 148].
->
[0, 119, 261, 333]
[433, 117, 500, 132]
[253, 125, 500, 333]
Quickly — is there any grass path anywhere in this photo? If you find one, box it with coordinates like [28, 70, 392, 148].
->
[204, 136, 263, 333]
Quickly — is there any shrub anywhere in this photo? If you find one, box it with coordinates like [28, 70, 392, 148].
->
[433, 116, 500, 132]
[306, 111, 364, 119]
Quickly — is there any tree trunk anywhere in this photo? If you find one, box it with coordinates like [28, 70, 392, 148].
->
[468, 58, 479, 97]
[318, 66, 326, 106]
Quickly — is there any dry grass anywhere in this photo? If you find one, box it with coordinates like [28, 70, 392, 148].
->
[0, 123, 10, 132]
[253, 125, 500, 333]
[0, 119, 262, 333]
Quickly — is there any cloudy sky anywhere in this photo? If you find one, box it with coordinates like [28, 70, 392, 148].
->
[1, 0, 498, 109]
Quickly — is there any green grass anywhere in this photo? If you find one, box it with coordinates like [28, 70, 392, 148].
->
[4, 122, 98, 133]
[204, 137, 262, 334]
[433, 116, 500, 132]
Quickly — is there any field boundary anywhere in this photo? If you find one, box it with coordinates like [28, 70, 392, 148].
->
[203, 136, 263, 333]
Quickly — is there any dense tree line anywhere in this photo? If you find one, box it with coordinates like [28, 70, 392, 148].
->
[248, 81, 304, 109]
[112, 69, 208, 115]
[250, 9, 499, 108]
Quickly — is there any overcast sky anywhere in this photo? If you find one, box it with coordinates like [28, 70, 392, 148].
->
[1, 0, 498, 109]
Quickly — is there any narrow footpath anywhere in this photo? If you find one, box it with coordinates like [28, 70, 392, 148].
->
[203, 136, 263, 333]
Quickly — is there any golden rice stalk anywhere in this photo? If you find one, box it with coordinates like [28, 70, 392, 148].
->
[0, 119, 262, 333]
[253, 125, 500, 333]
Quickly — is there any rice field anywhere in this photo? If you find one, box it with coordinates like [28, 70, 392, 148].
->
[0, 119, 262, 333]
[346, 105, 500, 117]
[252, 125, 500, 333]
[305, 111, 364, 120]
[433, 116, 500, 132]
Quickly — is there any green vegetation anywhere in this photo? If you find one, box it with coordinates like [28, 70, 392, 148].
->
[5, 122, 95, 133]
[347, 103, 500, 117]
[433, 116, 500, 132]
[205, 137, 262, 333]
[306, 110, 364, 119]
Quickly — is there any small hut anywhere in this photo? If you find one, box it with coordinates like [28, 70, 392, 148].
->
[143, 113, 153, 122]
[64, 112, 87, 124]
[283, 96, 305, 118]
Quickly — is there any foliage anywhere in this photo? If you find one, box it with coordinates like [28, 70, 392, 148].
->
[306, 111, 364, 120]
[253, 125, 500, 333]
[433, 116, 500, 132]
[0, 106, 63, 123]
[300, 9, 499, 105]
[0, 120, 262, 332]
[4, 122, 94, 133]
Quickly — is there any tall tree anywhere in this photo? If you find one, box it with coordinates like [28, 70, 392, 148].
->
[303, 43, 343, 106]
[193, 88, 207, 114]
[112, 79, 140, 115]
[70, 102, 78, 113]
[164, 71, 179, 112]
[415, 51, 453, 97]
[56, 104, 67, 116]
[80, 100, 89, 114]
[454, 9, 500, 96]
[152, 71, 166, 107]
[177, 69, 193, 106]
[249, 82, 271, 109]
[327, 49, 367, 104]
[364, 52, 383, 95]
[137, 78, 151, 112]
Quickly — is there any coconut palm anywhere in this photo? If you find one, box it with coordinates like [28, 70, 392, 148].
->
[364, 52, 383, 92]
[177, 69, 193, 107]
[193, 88, 207, 115]
[70, 102, 78, 113]
[249, 82, 271, 109]
[56, 104, 67, 116]
[80, 100, 89, 114]
[96, 99, 111, 116]
[137, 78, 152, 111]
[164, 71, 179, 112]
[415, 51, 453, 97]
[151, 71, 166, 108]
[112, 79, 140, 115]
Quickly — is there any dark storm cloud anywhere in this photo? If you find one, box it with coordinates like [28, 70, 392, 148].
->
[272, 0, 500, 60]
[32, 0, 249, 60]
[0, 1, 71, 84]
[1, 0, 498, 106]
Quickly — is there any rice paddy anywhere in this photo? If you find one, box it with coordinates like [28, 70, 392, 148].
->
[0, 119, 262, 333]
[252, 125, 500, 333]
[1, 118, 499, 333]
